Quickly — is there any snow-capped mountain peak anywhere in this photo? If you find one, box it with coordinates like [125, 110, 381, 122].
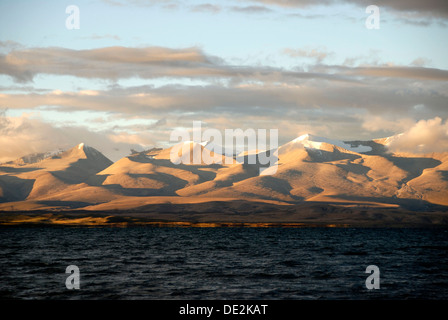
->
[373, 133, 404, 146]
[286, 133, 373, 153]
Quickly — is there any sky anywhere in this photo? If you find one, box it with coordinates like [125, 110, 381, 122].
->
[0, 0, 447, 162]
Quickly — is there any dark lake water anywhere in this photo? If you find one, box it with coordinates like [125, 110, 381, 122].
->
[0, 227, 447, 300]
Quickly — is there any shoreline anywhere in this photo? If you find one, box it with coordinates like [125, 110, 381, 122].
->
[1, 213, 447, 229]
[1, 200, 447, 228]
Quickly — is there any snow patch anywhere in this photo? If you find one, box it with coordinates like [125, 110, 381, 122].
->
[290, 134, 372, 153]
[178, 140, 209, 147]
[377, 133, 404, 146]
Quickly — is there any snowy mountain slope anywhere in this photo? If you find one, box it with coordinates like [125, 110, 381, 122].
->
[0, 134, 447, 211]
[286, 134, 373, 153]
[0, 143, 113, 203]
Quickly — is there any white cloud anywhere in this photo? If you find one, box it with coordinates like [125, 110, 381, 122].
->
[361, 115, 415, 133]
[0, 113, 154, 163]
[283, 47, 333, 63]
[387, 117, 448, 153]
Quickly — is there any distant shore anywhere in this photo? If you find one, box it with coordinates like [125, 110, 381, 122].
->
[1, 201, 447, 228]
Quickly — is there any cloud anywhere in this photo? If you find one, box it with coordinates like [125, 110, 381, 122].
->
[360, 115, 416, 133]
[387, 117, 448, 153]
[1, 43, 447, 154]
[0, 81, 441, 115]
[244, 0, 448, 18]
[410, 57, 432, 67]
[2, 45, 448, 86]
[1, 75, 447, 128]
[102, 0, 277, 15]
[346, 66, 448, 81]
[102, 0, 179, 7]
[309, 64, 448, 81]
[242, 0, 448, 26]
[101, 0, 448, 24]
[148, 118, 167, 128]
[283, 47, 333, 63]
[190, 4, 221, 13]
[0, 46, 216, 83]
[0, 112, 155, 163]
[367, 0, 448, 19]
[0, 40, 23, 53]
[230, 5, 274, 14]
[81, 34, 121, 41]
[241, 0, 330, 8]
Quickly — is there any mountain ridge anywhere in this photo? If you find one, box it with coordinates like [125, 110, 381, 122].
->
[1, 134, 447, 223]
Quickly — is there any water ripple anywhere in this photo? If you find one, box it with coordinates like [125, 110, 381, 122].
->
[0, 227, 447, 299]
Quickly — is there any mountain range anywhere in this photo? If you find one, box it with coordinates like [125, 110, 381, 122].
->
[1, 135, 447, 227]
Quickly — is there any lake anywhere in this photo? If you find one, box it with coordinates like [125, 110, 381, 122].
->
[0, 227, 447, 300]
